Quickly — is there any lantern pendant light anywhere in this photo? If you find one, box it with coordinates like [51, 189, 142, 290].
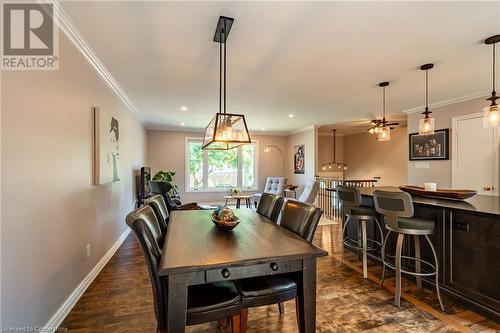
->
[483, 35, 500, 128]
[377, 82, 391, 142]
[202, 16, 251, 150]
[418, 63, 435, 135]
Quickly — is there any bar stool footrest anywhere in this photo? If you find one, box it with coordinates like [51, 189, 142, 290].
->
[382, 254, 437, 277]
[344, 237, 382, 252]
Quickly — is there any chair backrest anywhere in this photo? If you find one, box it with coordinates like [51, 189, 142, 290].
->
[125, 206, 167, 328]
[144, 194, 169, 233]
[149, 181, 178, 212]
[280, 200, 323, 242]
[336, 185, 362, 211]
[298, 180, 320, 204]
[373, 190, 414, 230]
[256, 193, 284, 223]
[263, 177, 287, 196]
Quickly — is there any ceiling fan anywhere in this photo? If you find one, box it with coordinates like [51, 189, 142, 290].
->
[367, 82, 399, 134]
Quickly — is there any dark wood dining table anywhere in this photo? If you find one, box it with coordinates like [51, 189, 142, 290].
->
[159, 208, 328, 333]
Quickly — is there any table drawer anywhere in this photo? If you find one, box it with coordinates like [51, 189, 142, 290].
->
[205, 259, 302, 283]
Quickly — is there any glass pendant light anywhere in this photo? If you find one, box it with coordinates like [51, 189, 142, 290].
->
[377, 82, 391, 141]
[202, 16, 251, 150]
[483, 35, 500, 128]
[418, 63, 435, 135]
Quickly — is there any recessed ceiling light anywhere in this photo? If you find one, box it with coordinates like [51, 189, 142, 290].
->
[288, 114, 294, 118]
[180, 106, 188, 111]
[261, 127, 266, 131]
[180, 122, 185, 126]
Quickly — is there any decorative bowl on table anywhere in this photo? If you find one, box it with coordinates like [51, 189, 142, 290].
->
[211, 206, 241, 231]
[399, 185, 477, 200]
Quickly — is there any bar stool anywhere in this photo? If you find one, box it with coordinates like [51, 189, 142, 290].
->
[373, 190, 444, 311]
[336, 185, 384, 279]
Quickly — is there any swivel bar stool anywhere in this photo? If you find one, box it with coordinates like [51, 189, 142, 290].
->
[373, 190, 444, 311]
[337, 185, 384, 279]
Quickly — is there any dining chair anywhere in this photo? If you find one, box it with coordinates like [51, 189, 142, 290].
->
[297, 180, 320, 204]
[256, 193, 284, 223]
[149, 181, 201, 213]
[144, 194, 169, 233]
[236, 200, 323, 332]
[126, 206, 243, 333]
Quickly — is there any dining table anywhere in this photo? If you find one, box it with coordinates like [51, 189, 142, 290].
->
[159, 208, 328, 333]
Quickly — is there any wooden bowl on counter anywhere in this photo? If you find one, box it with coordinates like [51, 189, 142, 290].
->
[399, 185, 477, 200]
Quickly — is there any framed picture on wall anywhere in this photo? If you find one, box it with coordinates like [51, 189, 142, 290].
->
[294, 145, 305, 174]
[409, 129, 449, 161]
[94, 107, 121, 184]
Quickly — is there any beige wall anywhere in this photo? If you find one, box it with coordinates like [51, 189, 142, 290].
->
[407, 97, 489, 188]
[343, 127, 407, 186]
[147, 130, 287, 203]
[285, 127, 317, 197]
[1, 35, 146, 327]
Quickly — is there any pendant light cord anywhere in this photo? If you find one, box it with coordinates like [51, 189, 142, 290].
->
[224, 19, 227, 114]
[383, 86, 386, 120]
[493, 42, 496, 93]
[219, 31, 222, 114]
[425, 69, 429, 111]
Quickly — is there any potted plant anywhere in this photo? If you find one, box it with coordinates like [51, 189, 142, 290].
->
[151, 171, 179, 198]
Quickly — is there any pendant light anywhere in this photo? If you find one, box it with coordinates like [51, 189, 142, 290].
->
[202, 16, 251, 150]
[483, 35, 500, 128]
[418, 63, 435, 135]
[321, 130, 347, 171]
[377, 82, 391, 141]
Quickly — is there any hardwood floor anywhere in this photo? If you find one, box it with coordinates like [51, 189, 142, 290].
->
[60, 223, 499, 332]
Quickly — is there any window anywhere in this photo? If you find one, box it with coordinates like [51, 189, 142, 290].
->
[186, 139, 258, 191]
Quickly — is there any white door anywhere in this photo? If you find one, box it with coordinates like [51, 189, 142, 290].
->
[452, 113, 499, 196]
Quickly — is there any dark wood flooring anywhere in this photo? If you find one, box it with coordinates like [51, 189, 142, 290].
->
[60, 223, 500, 332]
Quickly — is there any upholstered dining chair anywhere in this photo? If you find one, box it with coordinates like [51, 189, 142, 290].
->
[253, 177, 287, 208]
[144, 194, 169, 234]
[235, 201, 323, 332]
[297, 180, 320, 204]
[256, 193, 284, 223]
[126, 206, 243, 333]
[149, 181, 201, 213]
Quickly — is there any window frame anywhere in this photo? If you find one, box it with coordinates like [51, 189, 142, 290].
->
[185, 137, 259, 193]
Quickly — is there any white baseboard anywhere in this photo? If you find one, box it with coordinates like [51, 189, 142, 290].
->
[42, 228, 131, 332]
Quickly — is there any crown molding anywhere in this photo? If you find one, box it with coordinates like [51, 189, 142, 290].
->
[47, 0, 143, 123]
[402, 91, 490, 114]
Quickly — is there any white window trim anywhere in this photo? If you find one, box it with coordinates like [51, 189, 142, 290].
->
[184, 137, 259, 193]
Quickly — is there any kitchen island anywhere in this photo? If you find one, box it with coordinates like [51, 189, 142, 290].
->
[344, 186, 500, 318]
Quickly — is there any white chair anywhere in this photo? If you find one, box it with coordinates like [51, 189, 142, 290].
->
[253, 177, 287, 208]
[298, 180, 320, 204]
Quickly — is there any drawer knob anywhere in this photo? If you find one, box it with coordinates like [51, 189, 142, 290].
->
[270, 263, 279, 271]
[221, 268, 231, 278]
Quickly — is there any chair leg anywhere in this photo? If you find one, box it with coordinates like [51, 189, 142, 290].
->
[278, 302, 285, 315]
[414, 235, 422, 289]
[230, 314, 241, 333]
[339, 216, 352, 267]
[294, 297, 301, 331]
[218, 318, 227, 329]
[394, 233, 405, 308]
[380, 230, 391, 287]
[425, 235, 445, 311]
[240, 308, 248, 333]
[361, 219, 368, 278]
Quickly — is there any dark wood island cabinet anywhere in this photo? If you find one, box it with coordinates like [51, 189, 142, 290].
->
[343, 186, 500, 319]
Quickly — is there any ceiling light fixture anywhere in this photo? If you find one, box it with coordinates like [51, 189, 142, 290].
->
[377, 82, 391, 142]
[202, 16, 251, 150]
[321, 130, 347, 173]
[484, 34, 500, 128]
[180, 106, 188, 111]
[288, 114, 294, 118]
[180, 122, 185, 126]
[418, 63, 435, 135]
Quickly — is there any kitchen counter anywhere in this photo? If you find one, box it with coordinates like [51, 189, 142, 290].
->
[358, 186, 500, 216]
[339, 186, 500, 319]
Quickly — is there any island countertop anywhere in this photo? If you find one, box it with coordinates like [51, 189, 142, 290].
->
[358, 186, 500, 217]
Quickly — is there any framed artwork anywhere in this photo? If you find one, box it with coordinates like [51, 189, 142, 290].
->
[94, 107, 120, 184]
[294, 145, 305, 174]
[409, 129, 449, 161]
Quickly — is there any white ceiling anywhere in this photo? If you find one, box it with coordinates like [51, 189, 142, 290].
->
[61, 1, 500, 135]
